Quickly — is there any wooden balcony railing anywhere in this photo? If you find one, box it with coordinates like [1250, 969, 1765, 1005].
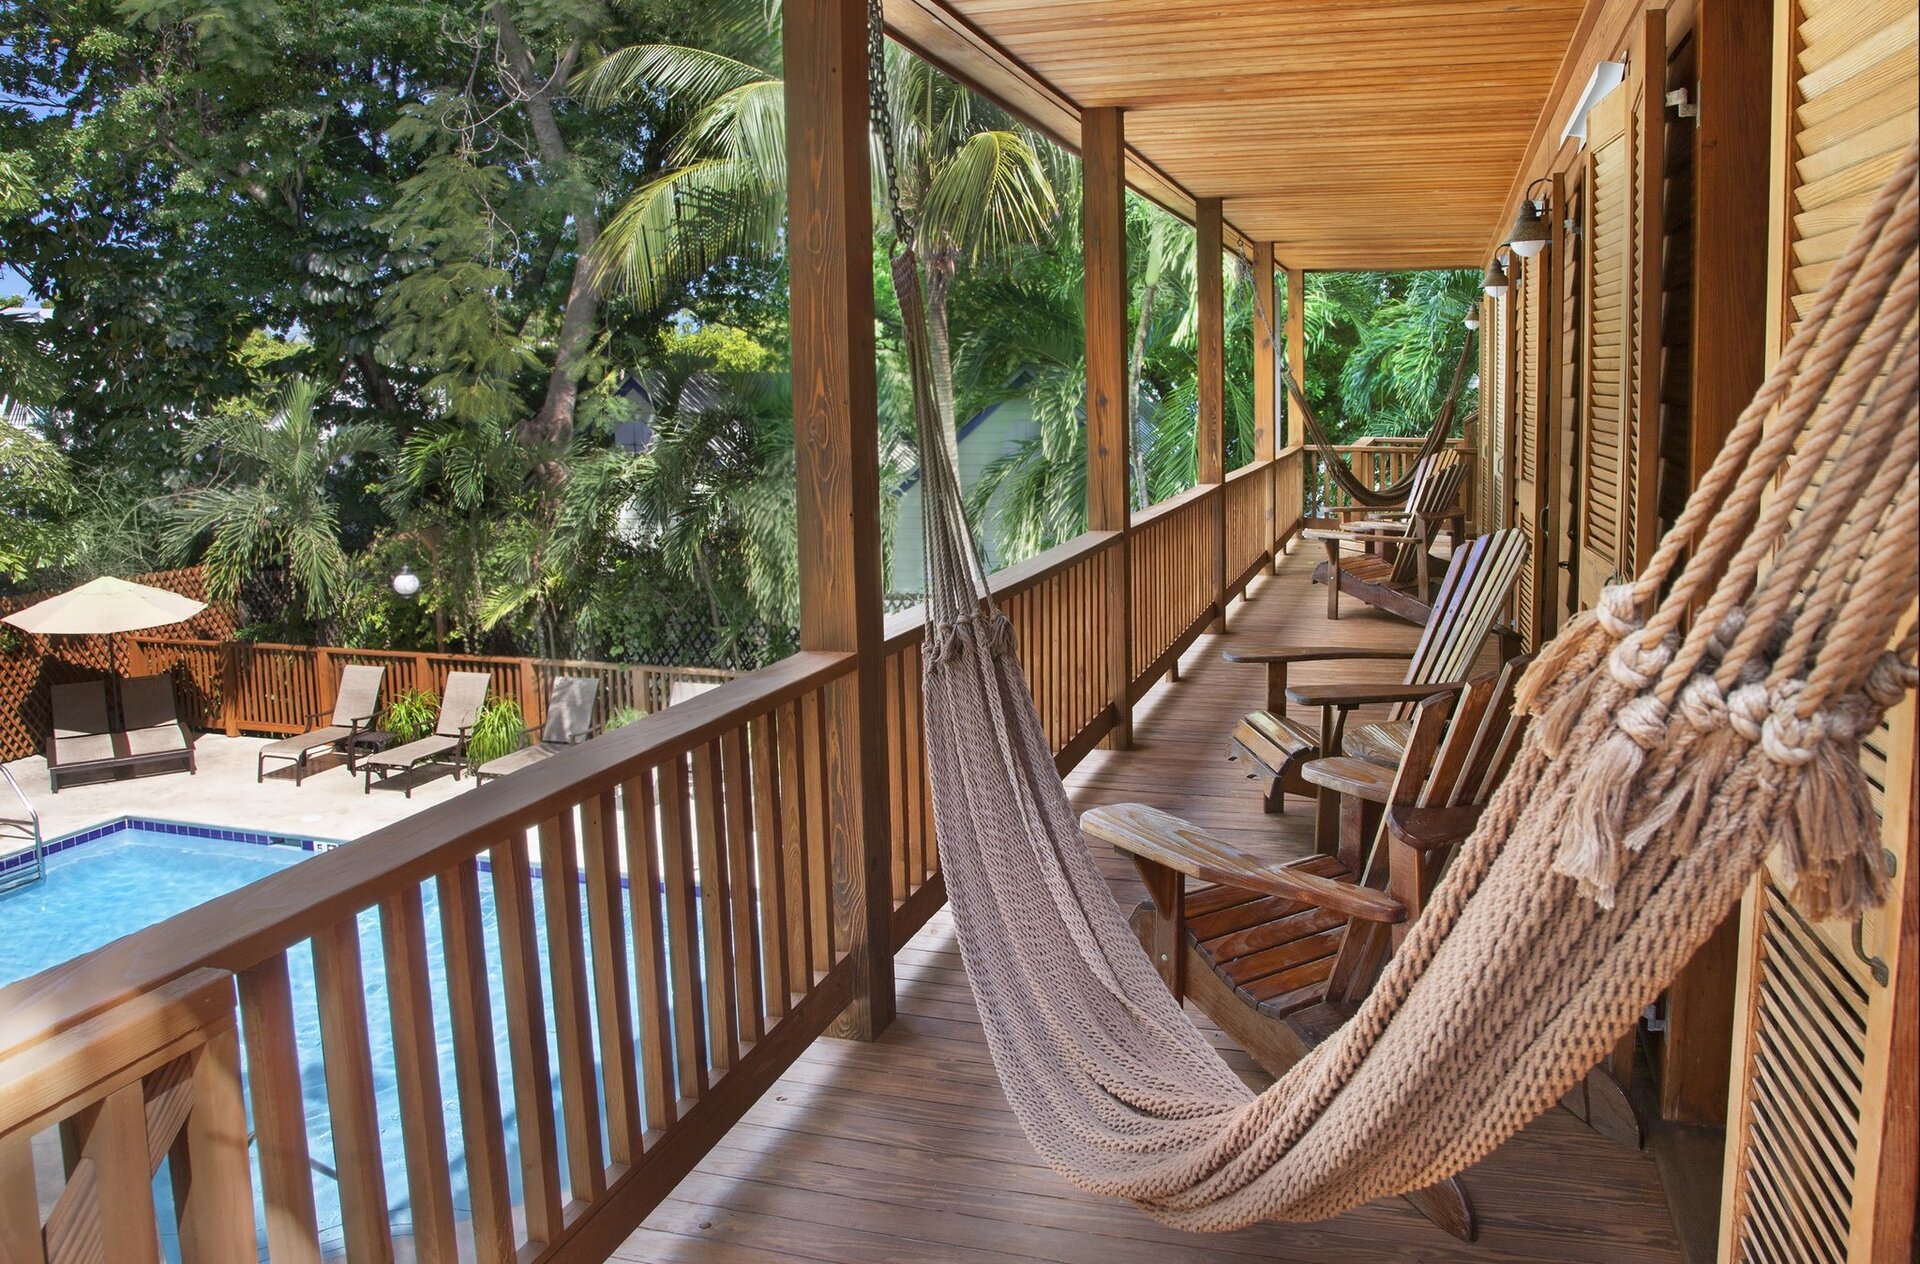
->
[0, 449, 1310, 1264]
[1306, 438, 1475, 518]
[126, 638, 737, 736]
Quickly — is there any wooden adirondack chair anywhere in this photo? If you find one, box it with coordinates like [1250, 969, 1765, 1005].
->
[1311, 449, 1470, 622]
[1224, 528, 1527, 828]
[1083, 660, 1532, 1242]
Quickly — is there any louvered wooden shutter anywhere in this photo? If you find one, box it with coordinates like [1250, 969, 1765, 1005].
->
[1577, 84, 1632, 605]
[1719, 2, 1918, 1260]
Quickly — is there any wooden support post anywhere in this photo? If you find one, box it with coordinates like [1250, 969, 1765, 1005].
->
[1251, 241, 1278, 553]
[786, 0, 893, 1041]
[1083, 106, 1132, 750]
[1196, 197, 1226, 629]
[1662, 0, 1774, 1130]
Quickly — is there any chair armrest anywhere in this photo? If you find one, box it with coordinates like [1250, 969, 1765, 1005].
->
[1286, 680, 1460, 710]
[1387, 804, 1484, 853]
[1304, 526, 1420, 546]
[1223, 646, 1412, 666]
[1082, 804, 1406, 924]
[1328, 504, 1406, 518]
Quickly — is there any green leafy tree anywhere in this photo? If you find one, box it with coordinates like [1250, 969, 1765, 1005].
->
[166, 375, 390, 624]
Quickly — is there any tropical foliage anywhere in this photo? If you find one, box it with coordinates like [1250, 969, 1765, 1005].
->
[1, 0, 1479, 664]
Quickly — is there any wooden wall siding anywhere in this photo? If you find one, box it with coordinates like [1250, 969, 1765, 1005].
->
[0, 567, 237, 761]
[898, 0, 1585, 269]
[1488, 286, 1512, 535]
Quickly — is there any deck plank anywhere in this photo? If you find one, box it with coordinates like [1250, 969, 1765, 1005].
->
[630, 552, 1680, 1263]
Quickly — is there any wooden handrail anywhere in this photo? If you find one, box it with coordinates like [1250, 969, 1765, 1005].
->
[1130, 480, 1220, 530]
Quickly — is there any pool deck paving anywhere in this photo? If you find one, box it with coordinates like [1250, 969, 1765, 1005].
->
[3, 733, 471, 847]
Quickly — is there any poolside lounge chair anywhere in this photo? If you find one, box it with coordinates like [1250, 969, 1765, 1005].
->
[361, 671, 491, 797]
[256, 664, 386, 786]
[46, 680, 119, 794]
[46, 676, 197, 793]
[118, 674, 197, 777]
[473, 675, 599, 784]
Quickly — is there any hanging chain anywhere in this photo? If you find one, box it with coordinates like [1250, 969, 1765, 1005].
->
[867, 0, 914, 251]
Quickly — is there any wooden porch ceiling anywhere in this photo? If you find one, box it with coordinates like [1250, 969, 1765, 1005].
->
[887, 0, 1586, 270]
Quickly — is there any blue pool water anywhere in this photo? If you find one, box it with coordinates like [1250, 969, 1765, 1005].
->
[1, 820, 594, 1257]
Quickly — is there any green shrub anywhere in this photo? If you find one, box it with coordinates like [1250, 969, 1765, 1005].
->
[464, 698, 526, 768]
[380, 688, 440, 743]
[604, 706, 645, 731]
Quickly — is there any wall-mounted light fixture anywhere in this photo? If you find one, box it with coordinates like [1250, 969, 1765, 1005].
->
[1482, 248, 1511, 299]
[1506, 178, 1553, 259]
[392, 565, 422, 598]
[1464, 307, 1482, 331]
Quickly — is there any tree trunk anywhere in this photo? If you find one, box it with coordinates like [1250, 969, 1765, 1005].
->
[1127, 279, 1160, 509]
[493, 5, 598, 466]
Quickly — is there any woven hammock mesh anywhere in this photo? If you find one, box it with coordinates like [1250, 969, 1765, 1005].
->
[895, 145, 1919, 1230]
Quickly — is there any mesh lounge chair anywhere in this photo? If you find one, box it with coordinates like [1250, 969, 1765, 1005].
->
[361, 671, 491, 797]
[473, 676, 600, 784]
[46, 680, 118, 794]
[118, 674, 197, 778]
[256, 664, 386, 786]
[47, 676, 198, 794]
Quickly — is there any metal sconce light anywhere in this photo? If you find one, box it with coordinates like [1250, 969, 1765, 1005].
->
[1507, 178, 1553, 259]
[1464, 307, 1481, 331]
[392, 565, 422, 598]
[1482, 248, 1511, 299]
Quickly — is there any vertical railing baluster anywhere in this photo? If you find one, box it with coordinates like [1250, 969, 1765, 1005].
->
[582, 788, 642, 1165]
[237, 954, 322, 1264]
[489, 834, 563, 1244]
[437, 860, 514, 1264]
[722, 726, 765, 1046]
[537, 811, 607, 1202]
[311, 917, 393, 1264]
[378, 887, 457, 1263]
[802, 690, 833, 972]
[658, 753, 710, 1098]
[777, 700, 813, 996]
[749, 712, 791, 1021]
[620, 770, 678, 1130]
[691, 740, 740, 1069]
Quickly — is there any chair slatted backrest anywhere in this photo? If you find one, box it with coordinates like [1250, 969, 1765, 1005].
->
[542, 676, 600, 744]
[330, 664, 385, 728]
[1336, 655, 1531, 994]
[435, 671, 492, 737]
[1384, 453, 1472, 587]
[1394, 528, 1530, 718]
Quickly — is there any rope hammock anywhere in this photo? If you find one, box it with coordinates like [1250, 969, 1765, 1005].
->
[1240, 249, 1475, 509]
[891, 12, 1918, 1220]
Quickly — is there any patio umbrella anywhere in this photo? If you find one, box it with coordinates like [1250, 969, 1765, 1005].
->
[2, 576, 207, 673]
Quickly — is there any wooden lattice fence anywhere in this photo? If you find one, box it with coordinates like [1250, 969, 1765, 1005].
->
[0, 569, 237, 762]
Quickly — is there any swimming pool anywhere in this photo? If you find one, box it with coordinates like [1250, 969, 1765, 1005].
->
[2, 819, 591, 1257]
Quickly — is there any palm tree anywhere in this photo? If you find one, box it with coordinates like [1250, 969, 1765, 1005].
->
[1299, 270, 1482, 441]
[166, 375, 390, 622]
[577, 6, 1058, 352]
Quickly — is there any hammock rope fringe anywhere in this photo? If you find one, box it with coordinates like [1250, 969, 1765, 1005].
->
[893, 86, 1919, 1229]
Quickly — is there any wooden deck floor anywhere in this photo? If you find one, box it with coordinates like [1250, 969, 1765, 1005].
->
[623, 550, 1685, 1263]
